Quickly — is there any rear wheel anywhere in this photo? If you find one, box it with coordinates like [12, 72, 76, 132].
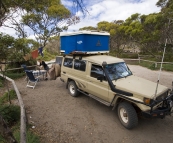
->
[68, 81, 79, 97]
[118, 102, 138, 129]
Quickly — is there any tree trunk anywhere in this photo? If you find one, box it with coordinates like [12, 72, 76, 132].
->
[0, 114, 18, 143]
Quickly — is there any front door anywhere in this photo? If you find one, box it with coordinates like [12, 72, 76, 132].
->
[87, 63, 109, 102]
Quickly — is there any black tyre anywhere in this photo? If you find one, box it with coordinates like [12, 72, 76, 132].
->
[68, 81, 79, 97]
[118, 102, 138, 129]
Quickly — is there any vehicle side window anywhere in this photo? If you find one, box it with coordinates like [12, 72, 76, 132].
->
[74, 59, 86, 71]
[90, 64, 106, 81]
[63, 58, 73, 68]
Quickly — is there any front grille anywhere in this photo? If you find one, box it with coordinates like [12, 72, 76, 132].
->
[156, 91, 168, 101]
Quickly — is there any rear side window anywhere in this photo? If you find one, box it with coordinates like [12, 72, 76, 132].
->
[74, 59, 86, 71]
[55, 56, 63, 66]
[63, 58, 73, 68]
[90, 64, 106, 81]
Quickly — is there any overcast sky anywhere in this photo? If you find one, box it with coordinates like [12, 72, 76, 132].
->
[0, 0, 161, 39]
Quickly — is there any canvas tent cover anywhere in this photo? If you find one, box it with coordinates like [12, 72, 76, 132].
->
[60, 31, 110, 54]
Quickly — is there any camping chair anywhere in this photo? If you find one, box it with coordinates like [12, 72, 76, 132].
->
[25, 70, 39, 89]
[21, 64, 35, 81]
[21, 64, 31, 81]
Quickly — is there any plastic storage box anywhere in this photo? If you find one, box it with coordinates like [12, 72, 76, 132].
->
[60, 31, 110, 54]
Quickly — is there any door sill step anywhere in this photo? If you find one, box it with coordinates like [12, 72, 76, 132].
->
[78, 89, 111, 106]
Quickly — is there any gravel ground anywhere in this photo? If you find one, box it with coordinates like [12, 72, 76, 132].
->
[15, 65, 173, 143]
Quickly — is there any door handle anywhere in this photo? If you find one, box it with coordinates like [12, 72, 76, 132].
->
[63, 71, 66, 74]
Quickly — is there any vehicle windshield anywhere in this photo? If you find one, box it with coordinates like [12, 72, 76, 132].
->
[105, 62, 132, 81]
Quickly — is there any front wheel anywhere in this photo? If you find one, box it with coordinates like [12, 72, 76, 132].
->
[118, 102, 138, 129]
[68, 81, 79, 97]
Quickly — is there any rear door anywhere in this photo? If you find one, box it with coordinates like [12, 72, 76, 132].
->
[61, 57, 73, 82]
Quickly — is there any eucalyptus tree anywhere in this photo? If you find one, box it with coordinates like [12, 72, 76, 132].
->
[138, 13, 161, 55]
[21, 0, 71, 46]
[156, 0, 173, 45]
[66, 0, 88, 16]
[0, 33, 14, 63]
[155, 0, 173, 61]
[0, 32, 18, 143]
[79, 26, 97, 30]
[0, 0, 7, 26]
[97, 21, 127, 54]
[0, 32, 38, 64]
[0, 0, 38, 37]
[110, 21, 130, 54]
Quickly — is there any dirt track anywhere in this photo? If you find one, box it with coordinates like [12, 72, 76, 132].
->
[15, 65, 173, 143]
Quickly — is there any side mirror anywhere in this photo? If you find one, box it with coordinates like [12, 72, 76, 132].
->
[102, 61, 107, 68]
[97, 76, 104, 82]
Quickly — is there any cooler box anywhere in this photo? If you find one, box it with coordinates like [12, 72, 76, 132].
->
[60, 31, 110, 54]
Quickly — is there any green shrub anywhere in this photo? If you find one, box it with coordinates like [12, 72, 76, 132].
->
[139, 61, 156, 70]
[109, 52, 138, 59]
[129, 60, 173, 72]
[0, 105, 20, 126]
[0, 76, 4, 87]
[4, 72, 25, 79]
[120, 53, 138, 59]
[154, 63, 173, 72]
[0, 81, 3, 87]
[124, 60, 139, 65]
[0, 90, 17, 104]
[14, 126, 40, 143]
[0, 90, 40, 143]
[37, 49, 56, 62]
[26, 130, 40, 143]
[164, 53, 173, 62]
[0, 113, 41, 143]
[0, 134, 6, 143]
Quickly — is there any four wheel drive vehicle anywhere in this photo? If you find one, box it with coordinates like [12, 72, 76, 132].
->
[60, 54, 173, 129]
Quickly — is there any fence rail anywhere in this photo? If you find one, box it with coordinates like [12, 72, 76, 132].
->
[1, 61, 55, 72]
[124, 58, 173, 68]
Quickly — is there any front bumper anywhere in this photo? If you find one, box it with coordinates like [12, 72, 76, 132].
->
[141, 94, 173, 118]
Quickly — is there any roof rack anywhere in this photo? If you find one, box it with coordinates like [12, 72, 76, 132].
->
[60, 50, 109, 54]
[60, 51, 109, 57]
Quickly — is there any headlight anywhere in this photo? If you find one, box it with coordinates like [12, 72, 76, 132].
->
[143, 97, 153, 105]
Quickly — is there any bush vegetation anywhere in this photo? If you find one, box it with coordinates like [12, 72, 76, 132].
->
[4, 72, 26, 79]
[14, 125, 40, 143]
[38, 49, 57, 61]
[126, 59, 173, 72]
[0, 90, 17, 104]
[110, 52, 139, 59]
[0, 76, 3, 87]
[111, 51, 173, 72]
[0, 90, 41, 143]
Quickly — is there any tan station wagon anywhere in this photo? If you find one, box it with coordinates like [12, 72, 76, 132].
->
[60, 54, 173, 129]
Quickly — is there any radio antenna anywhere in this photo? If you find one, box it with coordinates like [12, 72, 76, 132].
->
[154, 39, 167, 99]
[154, 18, 171, 100]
